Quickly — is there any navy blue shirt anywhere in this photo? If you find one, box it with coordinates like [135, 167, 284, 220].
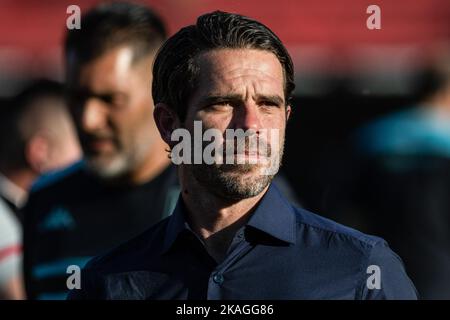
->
[68, 183, 418, 300]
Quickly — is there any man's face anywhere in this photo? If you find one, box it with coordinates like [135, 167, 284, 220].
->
[67, 46, 158, 179]
[183, 48, 290, 199]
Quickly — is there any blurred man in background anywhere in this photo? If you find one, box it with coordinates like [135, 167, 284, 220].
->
[0, 79, 81, 299]
[354, 54, 450, 298]
[22, 2, 179, 300]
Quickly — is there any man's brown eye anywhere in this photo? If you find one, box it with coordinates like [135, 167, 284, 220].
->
[68, 92, 89, 111]
[112, 96, 126, 106]
[215, 101, 231, 106]
[261, 101, 279, 107]
[105, 95, 128, 108]
[206, 101, 232, 110]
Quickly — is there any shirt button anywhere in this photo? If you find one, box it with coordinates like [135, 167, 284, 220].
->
[213, 273, 224, 285]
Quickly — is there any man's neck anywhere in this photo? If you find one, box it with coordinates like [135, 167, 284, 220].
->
[180, 168, 269, 263]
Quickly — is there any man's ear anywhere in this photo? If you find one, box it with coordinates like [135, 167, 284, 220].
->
[153, 103, 179, 147]
[25, 133, 49, 174]
[286, 105, 292, 121]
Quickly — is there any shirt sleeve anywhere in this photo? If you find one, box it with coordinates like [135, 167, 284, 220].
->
[359, 240, 419, 300]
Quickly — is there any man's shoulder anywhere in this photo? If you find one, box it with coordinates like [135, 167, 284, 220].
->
[29, 161, 91, 199]
[291, 206, 417, 299]
[23, 162, 98, 228]
[292, 205, 386, 252]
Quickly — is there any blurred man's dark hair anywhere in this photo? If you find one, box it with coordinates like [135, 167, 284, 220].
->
[152, 10, 295, 122]
[0, 79, 68, 172]
[65, 1, 167, 67]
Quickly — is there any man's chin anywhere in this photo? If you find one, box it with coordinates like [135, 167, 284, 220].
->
[217, 174, 272, 200]
[85, 155, 129, 179]
[193, 164, 273, 200]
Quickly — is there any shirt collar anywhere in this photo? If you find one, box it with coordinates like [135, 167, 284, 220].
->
[0, 173, 28, 209]
[162, 195, 191, 253]
[162, 182, 297, 254]
[246, 183, 297, 244]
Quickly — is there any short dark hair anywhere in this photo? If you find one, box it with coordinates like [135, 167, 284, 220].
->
[65, 1, 167, 66]
[0, 79, 64, 170]
[152, 11, 295, 122]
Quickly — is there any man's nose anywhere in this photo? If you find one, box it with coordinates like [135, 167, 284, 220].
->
[233, 102, 262, 133]
[81, 98, 108, 133]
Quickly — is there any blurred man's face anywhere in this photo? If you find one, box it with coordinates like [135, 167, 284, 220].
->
[183, 48, 290, 199]
[67, 46, 158, 179]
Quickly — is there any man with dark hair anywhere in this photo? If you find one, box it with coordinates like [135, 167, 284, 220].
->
[69, 11, 417, 300]
[0, 79, 81, 299]
[64, 1, 168, 180]
[23, 2, 179, 300]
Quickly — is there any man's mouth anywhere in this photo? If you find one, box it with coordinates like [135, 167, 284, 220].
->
[223, 150, 270, 165]
[85, 138, 116, 153]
